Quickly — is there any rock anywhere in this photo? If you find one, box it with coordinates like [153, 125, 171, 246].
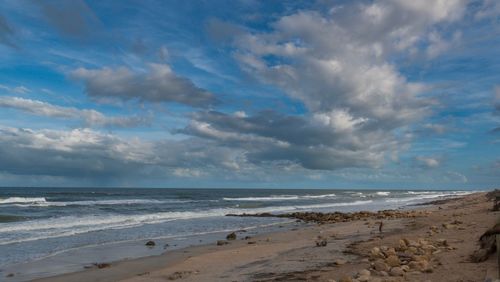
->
[389, 267, 404, 276]
[357, 275, 370, 282]
[384, 247, 397, 257]
[339, 276, 353, 282]
[145, 240, 156, 246]
[6, 273, 14, 277]
[248, 241, 256, 244]
[398, 239, 408, 251]
[226, 232, 237, 240]
[358, 269, 371, 277]
[442, 223, 454, 229]
[217, 240, 228, 246]
[401, 265, 410, 272]
[334, 258, 347, 265]
[379, 271, 388, 277]
[407, 246, 418, 254]
[244, 236, 252, 240]
[94, 263, 111, 269]
[371, 247, 385, 259]
[436, 239, 448, 246]
[316, 239, 328, 247]
[385, 255, 400, 267]
[373, 260, 389, 272]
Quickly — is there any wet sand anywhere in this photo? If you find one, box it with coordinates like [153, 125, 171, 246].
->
[29, 192, 499, 282]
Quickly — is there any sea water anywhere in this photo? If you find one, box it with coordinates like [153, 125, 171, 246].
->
[0, 187, 473, 280]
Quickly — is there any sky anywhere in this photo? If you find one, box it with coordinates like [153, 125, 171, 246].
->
[0, 0, 499, 189]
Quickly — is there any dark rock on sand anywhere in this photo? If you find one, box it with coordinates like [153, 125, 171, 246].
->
[217, 240, 229, 246]
[226, 232, 237, 240]
[145, 240, 156, 247]
[94, 263, 111, 269]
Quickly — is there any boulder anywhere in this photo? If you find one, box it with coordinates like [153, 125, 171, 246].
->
[145, 240, 156, 246]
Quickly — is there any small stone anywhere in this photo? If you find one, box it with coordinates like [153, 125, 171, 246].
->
[358, 269, 371, 277]
[371, 247, 385, 259]
[145, 240, 156, 246]
[339, 276, 353, 282]
[217, 240, 228, 246]
[357, 275, 370, 282]
[226, 232, 237, 240]
[248, 241, 256, 244]
[94, 263, 111, 269]
[379, 271, 388, 277]
[6, 273, 14, 277]
[334, 258, 347, 265]
[398, 239, 408, 251]
[316, 239, 328, 247]
[373, 260, 389, 272]
[384, 247, 397, 257]
[385, 255, 400, 267]
[390, 267, 404, 276]
[401, 265, 410, 272]
[436, 239, 448, 246]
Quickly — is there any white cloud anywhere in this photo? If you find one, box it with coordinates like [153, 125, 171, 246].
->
[189, 0, 468, 171]
[72, 63, 216, 107]
[415, 156, 440, 168]
[0, 96, 148, 128]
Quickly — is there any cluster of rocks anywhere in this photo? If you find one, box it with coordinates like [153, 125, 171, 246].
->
[227, 210, 428, 224]
[330, 237, 451, 282]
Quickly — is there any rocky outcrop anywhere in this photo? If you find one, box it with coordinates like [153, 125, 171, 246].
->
[226, 210, 428, 224]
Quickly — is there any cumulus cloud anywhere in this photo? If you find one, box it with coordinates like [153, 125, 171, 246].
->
[179, 110, 408, 170]
[0, 126, 247, 179]
[181, 0, 467, 171]
[0, 96, 148, 128]
[72, 63, 217, 107]
[415, 156, 441, 168]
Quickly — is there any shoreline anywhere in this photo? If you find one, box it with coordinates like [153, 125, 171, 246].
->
[4, 191, 498, 282]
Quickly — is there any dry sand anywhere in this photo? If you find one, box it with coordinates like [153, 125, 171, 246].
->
[34, 192, 499, 282]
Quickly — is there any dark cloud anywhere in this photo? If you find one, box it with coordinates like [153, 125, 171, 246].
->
[72, 64, 217, 107]
[0, 14, 16, 48]
[205, 18, 244, 43]
[33, 0, 99, 38]
[0, 127, 242, 179]
[179, 110, 404, 170]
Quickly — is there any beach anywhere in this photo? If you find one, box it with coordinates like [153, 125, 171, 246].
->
[23, 191, 498, 282]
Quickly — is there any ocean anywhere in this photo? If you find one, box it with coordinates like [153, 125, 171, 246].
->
[0, 187, 473, 280]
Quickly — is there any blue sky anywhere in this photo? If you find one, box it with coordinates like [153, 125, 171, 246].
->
[0, 0, 499, 189]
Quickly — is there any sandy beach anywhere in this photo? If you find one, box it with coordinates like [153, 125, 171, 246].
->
[25, 192, 498, 282]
